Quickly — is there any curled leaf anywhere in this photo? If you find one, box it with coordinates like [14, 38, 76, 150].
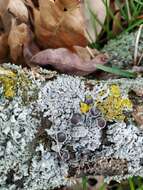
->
[8, 22, 30, 62]
[81, 0, 108, 42]
[8, 0, 29, 23]
[33, 0, 88, 48]
[0, 0, 10, 15]
[132, 105, 143, 127]
[0, 33, 9, 63]
[31, 47, 109, 76]
[23, 39, 40, 66]
[0, 0, 29, 33]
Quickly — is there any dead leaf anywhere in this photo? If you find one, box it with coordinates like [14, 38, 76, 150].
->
[0, 0, 11, 32]
[1, 11, 13, 33]
[33, 0, 88, 49]
[81, 0, 109, 42]
[0, 0, 10, 15]
[31, 47, 109, 76]
[0, 33, 9, 62]
[8, 21, 30, 62]
[74, 45, 99, 61]
[0, 0, 29, 33]
[0, 16, 4, 32]
[112, 11, 122, 36]
[8, 0, 29, 23]
[132, 105, 143, 127]
[23, 39, 40, 66]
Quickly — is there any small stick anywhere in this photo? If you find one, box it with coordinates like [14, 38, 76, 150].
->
[86, 46, 95, 58]
[134, 24, 143, 65]
[125, 0, 131, 21]
[137, 52, 143, 66]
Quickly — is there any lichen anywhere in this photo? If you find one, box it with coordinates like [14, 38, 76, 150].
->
[1, 64, 143, 189]
[0, 65, 39, 103]
[17, 72, 38, 105]
[0, 66, 17, 98]
[102, 31, 143, 68]
[96, 84, 132, 121]
[0, 76, 16, 98]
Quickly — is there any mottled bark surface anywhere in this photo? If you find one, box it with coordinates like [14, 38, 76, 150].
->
[1, 64, 143, 190]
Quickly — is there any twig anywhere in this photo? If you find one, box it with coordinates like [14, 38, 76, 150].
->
[134, 24, 143, 65]
[125, 0, 132, 21]
[86, 46, 95, 58]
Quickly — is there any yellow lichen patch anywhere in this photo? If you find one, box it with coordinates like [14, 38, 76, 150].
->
[0, 76, 16, 98]
[121, 98, 132, 109]
[0, 67, 16, 78]
[110, 84, 121, 97]
[96, 84, 132, 121]
[80, 102, 91, 113]
[0, 67, 17, 98]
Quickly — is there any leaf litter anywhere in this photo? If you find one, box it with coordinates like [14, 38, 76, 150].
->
[0, 0, 110, 76]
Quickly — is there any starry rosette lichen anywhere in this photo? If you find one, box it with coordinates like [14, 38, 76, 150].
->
[38, 75, 107, 167]
[1, 63, 142, 190]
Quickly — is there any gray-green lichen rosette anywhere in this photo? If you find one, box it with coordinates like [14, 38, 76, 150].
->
[0, 63, 143, 190]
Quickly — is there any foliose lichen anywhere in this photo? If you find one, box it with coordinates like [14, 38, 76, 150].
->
[102, 31, 143, 68]
[0, 64, 39, 103]
[96, 84, 132, 121]
[1, 64, 143, 189]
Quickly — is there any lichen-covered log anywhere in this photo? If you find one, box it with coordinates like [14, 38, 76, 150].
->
[1, 64, 143, 190]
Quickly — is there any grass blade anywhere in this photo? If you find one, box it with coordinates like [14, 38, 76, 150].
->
[128, 177, 135, 190]
[95, 64, 137, 78]
[82, 176, 88, 190]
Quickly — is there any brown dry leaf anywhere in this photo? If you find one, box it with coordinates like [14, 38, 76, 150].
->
[0, 0, 11, 32]
[0, 33, 9, 62]
[23, 39, 40, 66]
[0, 0, 29, 33]
[0, 0, 10, 15]
[112, 11, 122, 36]
[33, 0, 88, 49]
[132, 105, 143, 127]
[30, 47, 109, 76]
[7, 0, 29, 23]
[74, 45, 99, 61]
[81, 0, 109, 42]
[8, 21, 30, 62]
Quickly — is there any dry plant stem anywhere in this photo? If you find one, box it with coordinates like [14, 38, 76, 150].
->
[86, 46, 95, 58]
[1, 64, 143, 189]
[125, 0, 131, 21]
[134, 24, 143, 65]
[137, 51, 143, 66]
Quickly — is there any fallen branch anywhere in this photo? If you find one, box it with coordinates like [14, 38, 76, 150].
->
[0, 64, 143, 190]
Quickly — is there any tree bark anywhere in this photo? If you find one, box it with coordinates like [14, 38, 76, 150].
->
[0, 64, 143, 190]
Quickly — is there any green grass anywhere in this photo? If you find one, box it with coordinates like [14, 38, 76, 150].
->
[86, 0, 143, 43]
[82, 176, 88, 190]
[85, 0, 143, 78]
[129, 177, 136, 190]
[79, 1, 143, 185]
[79, 176, 143, 190]
[95, 64, 137, 78]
